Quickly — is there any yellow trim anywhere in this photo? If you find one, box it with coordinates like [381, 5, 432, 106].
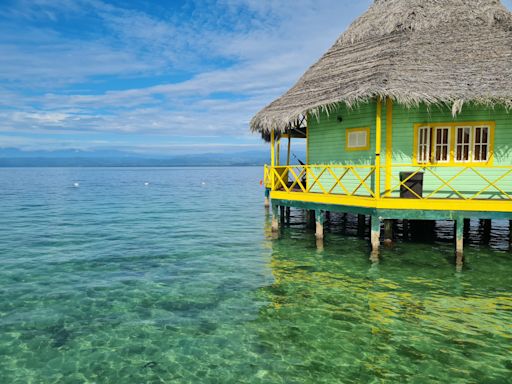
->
[287, 134, 291, 166]
[306, 114, 309, 165]
[276, 139, 281, 166]
[385, 98, 393, 197]
[270, 190, 512, 213]
[413, 121, 495, 166]
[375, 98, 382, 199]
[345, 127, 371, 151]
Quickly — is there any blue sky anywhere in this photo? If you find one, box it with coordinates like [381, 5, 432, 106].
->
[1, 0, 511, 155]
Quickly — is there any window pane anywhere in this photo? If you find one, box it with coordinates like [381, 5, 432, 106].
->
[481, 145, 488, 161]
[482, 128, 488, 143]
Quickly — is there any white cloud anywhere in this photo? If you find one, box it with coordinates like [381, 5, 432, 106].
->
[0, 0, 374, 152]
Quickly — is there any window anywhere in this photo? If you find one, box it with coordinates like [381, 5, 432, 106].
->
[455, 126, 471, 162]
[473, 126, 490, 162]
[414, 122, 494, 165]
[434, 127, 450, 163]
[417, 126, 431, 164]
[346, 128, 370, 151]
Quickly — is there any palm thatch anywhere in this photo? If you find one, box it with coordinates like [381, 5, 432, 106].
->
[250, 0, 512, 134]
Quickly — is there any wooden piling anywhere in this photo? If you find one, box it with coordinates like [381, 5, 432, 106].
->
[271, 205, 279, 232]
[280, 206, 285, 224]
[383, 219, 393, 246]
[481, 219, 491, 244]
[357, 214, 366, 237]
[306, 210, 316, 228]
[455, 218, 464, 259]
[371, 216, 381, 258]
[285, 207, 291, 222]
[509, 220, 512, 250]
[315, 210, 325, 240]
[264, 188, 270, 208]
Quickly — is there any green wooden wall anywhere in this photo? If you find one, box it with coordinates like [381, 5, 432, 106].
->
[307, 100, 512, 198]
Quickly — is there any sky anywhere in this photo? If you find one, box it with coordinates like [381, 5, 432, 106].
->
[1, 0, 511, 155]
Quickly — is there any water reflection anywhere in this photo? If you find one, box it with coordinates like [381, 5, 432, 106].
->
[260, 216, 512, 382]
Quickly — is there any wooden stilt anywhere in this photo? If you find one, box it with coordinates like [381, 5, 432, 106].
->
[315, 210, 325, 240]
[509, 220, 512, 251]
[264, 188, 270, 208]
[285, 207, 291, 222]
[481, 219, 491, 244]
[371, 215, 381, 260]
[384, 219, 393, 246]
[271, 205, 279, 232]
[464, 218, 470, 234]
[306, 210, 316, 228]
[280, 206, 285, 224]
[455, 218, 464, 262]
[357, 214, 366, 237]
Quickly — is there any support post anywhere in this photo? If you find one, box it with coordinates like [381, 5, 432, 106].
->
[280, 206, 285, 224]
[371, 215, 381, 258]
[315, 210, 325, 240]
[357, 214, 366, 237]
[481, 219, 491, 244]
[271, 204, 279, 232]
[384, 219, 393, 246]
[264, 188, 270, 208]
[455, 218, 464, 259]
[285, 207, 291, 222]
[306, 210, 316, 229]
[287, 132, 291, 166]
[385, 97, 393, 197]
[270, 130, 275, 167]
[276, 139, 281, 166]
[509, 220, 512, 251]
[375, 97, 382, 200]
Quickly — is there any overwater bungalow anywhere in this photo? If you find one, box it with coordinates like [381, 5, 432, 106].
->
[251, 0, 512, 259]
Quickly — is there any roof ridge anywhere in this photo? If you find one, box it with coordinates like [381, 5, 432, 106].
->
[339, 0, 512, 45]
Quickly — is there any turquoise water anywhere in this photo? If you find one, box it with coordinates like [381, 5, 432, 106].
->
[0, 167, 511, 383]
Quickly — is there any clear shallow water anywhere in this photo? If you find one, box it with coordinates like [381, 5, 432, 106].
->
[0, 167, 511, 383]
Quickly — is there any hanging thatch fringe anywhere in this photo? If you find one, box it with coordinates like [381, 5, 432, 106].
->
[250, 0, 512, 134]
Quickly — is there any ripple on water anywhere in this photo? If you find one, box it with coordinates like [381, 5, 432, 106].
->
[0, 168, 511, 383]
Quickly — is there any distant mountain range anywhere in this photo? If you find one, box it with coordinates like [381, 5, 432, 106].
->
[0, 148, 306, 167]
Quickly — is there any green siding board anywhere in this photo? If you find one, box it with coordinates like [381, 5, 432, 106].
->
[306, 101, 512, 199]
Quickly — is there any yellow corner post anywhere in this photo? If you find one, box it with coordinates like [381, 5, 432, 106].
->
[375, 97, 382, 199]
[385, 97, 393, 197]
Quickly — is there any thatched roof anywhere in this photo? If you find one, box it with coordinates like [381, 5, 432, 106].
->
[251, 0, 512, 134]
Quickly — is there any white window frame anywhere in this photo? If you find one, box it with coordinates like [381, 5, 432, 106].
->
[455, 126, 472, 163]
[417, 126, 431, 164]
[433, 127, 451, 163]
[472, 125, 491, 163]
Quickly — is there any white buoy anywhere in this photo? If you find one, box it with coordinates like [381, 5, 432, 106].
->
[201, 181, 206, 186]
[144, 182, 150, 186]
[73, 182, 79, 188]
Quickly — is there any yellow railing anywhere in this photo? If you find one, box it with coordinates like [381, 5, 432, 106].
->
[265, 164, 377, 197]
[387, 164, 512, 201]
[265, 164, 512, 201]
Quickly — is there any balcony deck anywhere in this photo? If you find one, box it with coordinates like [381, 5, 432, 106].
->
[265, 164, 512, 220]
